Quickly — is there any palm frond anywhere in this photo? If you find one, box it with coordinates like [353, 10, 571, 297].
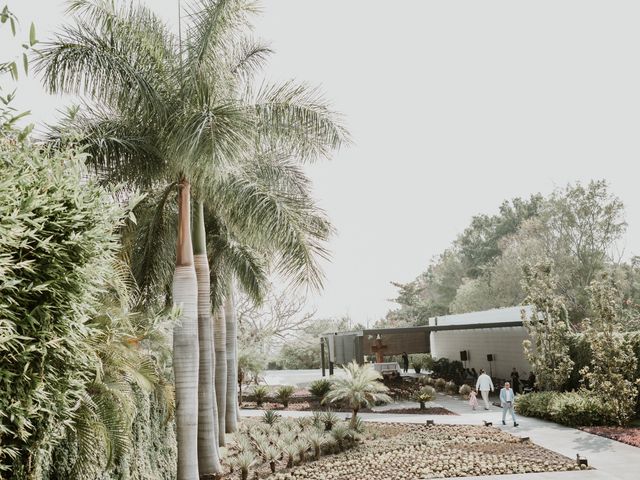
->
[250, 80, 351, 162]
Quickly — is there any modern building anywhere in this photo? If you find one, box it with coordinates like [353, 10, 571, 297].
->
[320, 305, 533, 379]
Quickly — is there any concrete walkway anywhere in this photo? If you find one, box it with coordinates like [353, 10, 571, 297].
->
[241, 392, 640, 480]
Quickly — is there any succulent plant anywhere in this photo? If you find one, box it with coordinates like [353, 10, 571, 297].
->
[262, 409, 281, 425]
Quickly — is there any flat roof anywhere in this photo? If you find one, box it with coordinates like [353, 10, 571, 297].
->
[322, 320, 524, 338]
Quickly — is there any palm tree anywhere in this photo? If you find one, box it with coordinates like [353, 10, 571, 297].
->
[193, 201, 223, 473]
[38, 0, 348, 475]
[224, 286, 239, 433]
[324, 361, 392, 429]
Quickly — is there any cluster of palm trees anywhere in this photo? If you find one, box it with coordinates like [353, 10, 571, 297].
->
[36, 0, 348, 478]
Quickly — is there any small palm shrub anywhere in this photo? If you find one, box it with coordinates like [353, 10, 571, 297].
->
[311, 410, 325, 429]
[309, 378, 333, 401]
[305, 429, 328, 460]
[434, 378, 446, 391]
[322, 410, 340, 431]
[414, 385, 436, 409]
[459, 384, 472, 398]
[324, 361, 392, 428]
[295, 438, 310, 464]
[280, 442, 298, 468]
[253, 385, 270, 407]
[263, 444, 280, 473]
[262, 409, 281, 425]
[445, 380, 458, 394]
[276, 385, 295, 408]
[234, 450, 258, 480]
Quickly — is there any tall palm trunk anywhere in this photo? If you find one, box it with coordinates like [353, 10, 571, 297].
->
[224, 287, 238, 433]
[172, 179, 200, 480]
[214, 306, 227, 446]
[193, 201, 223, 475]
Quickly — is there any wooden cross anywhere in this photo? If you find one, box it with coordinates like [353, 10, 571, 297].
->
[370, 335, 388, 363]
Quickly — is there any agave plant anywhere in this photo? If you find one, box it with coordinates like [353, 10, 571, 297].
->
[329, 423, 350, 452]
[262, 409, 281, 426]
[324, 361, 392, 428]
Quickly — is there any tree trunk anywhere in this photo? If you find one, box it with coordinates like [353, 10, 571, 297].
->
[350, 408, 359, 430]
[193, 201, 223, 475]
[214, 306, 227, 446]
[224, 287, 238, 433]
[172, 179, 200, 480]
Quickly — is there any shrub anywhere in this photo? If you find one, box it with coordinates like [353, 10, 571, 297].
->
[276, 385, 295, 408]
[459, 384, 472, 398]
[418, 376, 435, 386]
[431, 358, 465, 383]
[445, 381, 458, 394]
[309, 378, 332, 401]
[414, 386, 436, 409]
[434, 378, 446, 391]
[0, 142, 125, 476]
[253, 385, 270, 407]
[410, 354, 434, 372]
[411, 359, 423, 373]
[515, 391, 615, 427]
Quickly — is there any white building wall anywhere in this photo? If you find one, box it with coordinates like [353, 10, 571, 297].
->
[430, 326, 530, 379]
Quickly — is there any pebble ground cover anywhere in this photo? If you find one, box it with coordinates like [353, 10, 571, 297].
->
[266, 423, 585, 480]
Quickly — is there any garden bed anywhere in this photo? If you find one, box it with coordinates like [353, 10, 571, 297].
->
[579, 426, 640, 448]
[265, 423, 587, 479]
[240, 402, 456, 415]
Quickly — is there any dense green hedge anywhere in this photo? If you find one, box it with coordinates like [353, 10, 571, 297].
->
[0, 141, 123, 477]
[515, 391, 615, 427]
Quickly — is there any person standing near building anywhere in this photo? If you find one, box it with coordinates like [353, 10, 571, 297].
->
[401, 352, 409, 373]
[475, 369, 494, 410]
[500, 381, 518, 426]
[510, 368, 520, 394]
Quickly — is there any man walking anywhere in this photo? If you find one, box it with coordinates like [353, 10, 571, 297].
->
[500, 381, 518, 426]
[475, 369, 494, 410]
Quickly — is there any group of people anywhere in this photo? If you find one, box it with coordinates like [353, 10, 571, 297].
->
[469, 369, 519, 427]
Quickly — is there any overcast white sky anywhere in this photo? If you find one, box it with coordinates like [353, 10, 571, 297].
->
[5, 1, 640, 324]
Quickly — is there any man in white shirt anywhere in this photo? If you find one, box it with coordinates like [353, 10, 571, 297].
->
[500, 381, 518, 426]
[475, 369, 494, 410]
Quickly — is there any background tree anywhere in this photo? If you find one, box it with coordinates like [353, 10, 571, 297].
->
[580, 275, 639, 425]
[521, 262, 575, 391]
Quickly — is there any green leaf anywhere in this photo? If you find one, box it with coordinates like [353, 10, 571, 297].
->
[22, 53, 28, 75]
[9, 61, 18, 80]
[29, 22, 36, 46]
[9, 16, 15, 36]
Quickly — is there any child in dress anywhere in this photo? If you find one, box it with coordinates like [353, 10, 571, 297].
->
[469, 387, 479, 410]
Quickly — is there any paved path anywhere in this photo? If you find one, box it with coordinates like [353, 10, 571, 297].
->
[241, 391, 640, 480]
